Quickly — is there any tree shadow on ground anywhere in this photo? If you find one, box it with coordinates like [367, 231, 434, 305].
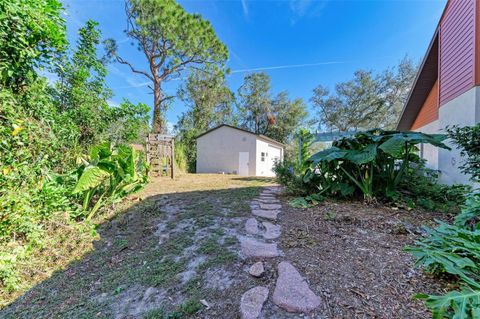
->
[1, 185, 265, 319]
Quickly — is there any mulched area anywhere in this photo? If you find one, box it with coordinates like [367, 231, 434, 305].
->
[279, 198, 451, 319]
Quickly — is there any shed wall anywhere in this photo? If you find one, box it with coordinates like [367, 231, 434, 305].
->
[196, 126, 257, 175]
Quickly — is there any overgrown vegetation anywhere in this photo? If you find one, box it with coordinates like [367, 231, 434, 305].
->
[405, 123, 480, 318]
[0, 0, 148, 296]
[275, 129, 469, 210]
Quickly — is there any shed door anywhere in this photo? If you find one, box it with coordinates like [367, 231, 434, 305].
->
[238, 152, 249, 176]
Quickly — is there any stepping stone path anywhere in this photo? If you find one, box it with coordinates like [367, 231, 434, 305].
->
[238, 185, 320, 318]
[259, 203, 282, 210]
[272, 261, 321, 313]
[245, 218, 260, 235]
[240, 286, 269, 319]
[249, 262, 265, 277]
[251, 209, 280, 221]
[262, 221, 281, 240]
[240, 238, 280, 258]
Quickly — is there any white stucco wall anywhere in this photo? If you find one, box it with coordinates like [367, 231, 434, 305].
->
[414, 120, 439, 171]
[255, 140, 283, 177]
[437, 86, 480, 185]
[196, 126, 257, 175]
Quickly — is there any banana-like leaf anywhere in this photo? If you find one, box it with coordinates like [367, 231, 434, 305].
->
[90, 141, 112, 160]
[379, 132, 449, 157]
[345, 144, 377, 165]
[309, 147, 348, 164]
[73, 166, 109, 194]
[416, 287, 480, 319]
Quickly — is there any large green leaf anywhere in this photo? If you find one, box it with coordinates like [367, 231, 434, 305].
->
[416, 287, 480, 319]
[90, 141, 112, 160]
[379, 132, 450, 157]
[309, 147, 348, 164]
[345, 144, 377, 165]
[73, 166, 109, 194]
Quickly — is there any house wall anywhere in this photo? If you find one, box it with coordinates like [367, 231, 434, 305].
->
[439, 0, 476, 105]
[414, 120, 440, 171]
[438, 86, 480, 185]
[411, 80, 439, 130]
[196, 126, 257, 175]
[255, 140, 284, 177]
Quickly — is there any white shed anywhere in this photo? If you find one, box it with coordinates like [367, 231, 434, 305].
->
[196, 125, 284, 177]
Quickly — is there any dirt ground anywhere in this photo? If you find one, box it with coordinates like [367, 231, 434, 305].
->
[1, 174, 449, 319]
[279, 199, 449, 319]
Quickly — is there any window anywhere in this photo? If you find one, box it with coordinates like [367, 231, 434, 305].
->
[260, 152, 265, 162]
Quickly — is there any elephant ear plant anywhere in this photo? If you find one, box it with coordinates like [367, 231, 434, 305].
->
[305, 129, 450, 201]
[73, 142, 148, 220]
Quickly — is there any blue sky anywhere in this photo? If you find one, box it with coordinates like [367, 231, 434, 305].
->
[63, 0, 446, 129]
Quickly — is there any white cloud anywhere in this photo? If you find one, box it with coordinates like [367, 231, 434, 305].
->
[289, 0, 328, 25]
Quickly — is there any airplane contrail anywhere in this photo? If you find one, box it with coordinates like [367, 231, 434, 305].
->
[112, 61, 347, 88]
[230, 61, 347, 73]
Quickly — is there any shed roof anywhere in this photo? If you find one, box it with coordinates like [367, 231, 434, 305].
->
[196, 124, 285, 147]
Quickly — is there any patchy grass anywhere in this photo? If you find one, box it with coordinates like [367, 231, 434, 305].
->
[1, 174, 274, 318]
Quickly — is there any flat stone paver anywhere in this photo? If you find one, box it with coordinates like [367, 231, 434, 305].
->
[272, 261, 320, 313]
[245, 218, 260, 235]
[252, 209, 279, 221]
[257, 198, 280, 204]
[262, 221, 281, 239]
[240, 286, 269, 319]
[240, 238, 280, 258]
[259, 203, 282, 210]
[249, 262, 265, 277]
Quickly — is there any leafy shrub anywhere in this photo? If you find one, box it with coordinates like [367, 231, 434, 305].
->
[396, 168, 470, 212]
[273, 160, 312, 195]
[405, 218, 480, 317]
[447, 124, 480, 182]
[73, 142, 148, 220]
[305, 129, 450, 201]
[406, 122, 480, 318]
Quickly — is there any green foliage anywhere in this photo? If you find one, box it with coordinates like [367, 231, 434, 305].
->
[0, 0, 67, 89]
[74, 143, 148, 220]
[0, 3, 150, 293]
[306, 129, 450, 201]
[289, 194, 324, 209]
[175, 68, 234, 172]
[105, 0, 228, 132]
[52, 20, 112, 146]
[273, 160, 312, 195]
[455, 192, 480, 228]
[311, 56, 417, 131]
[296, 128, 314, 172]
[406, 219, 480, 317]
[416, 288, 480, 319]
[397, 169, 470, 212]
[237, 72, 308, 143]
[447, 123, 480, 182]
[405, 122, 480, 318]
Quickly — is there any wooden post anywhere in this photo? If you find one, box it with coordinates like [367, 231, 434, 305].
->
[170, 138, 175, 179]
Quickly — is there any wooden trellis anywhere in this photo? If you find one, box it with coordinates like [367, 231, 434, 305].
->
[146, 134, 175, 179]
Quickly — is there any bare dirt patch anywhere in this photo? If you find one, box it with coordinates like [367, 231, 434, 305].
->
[279, 199, 450, 319]
[1, 174, 275, 319]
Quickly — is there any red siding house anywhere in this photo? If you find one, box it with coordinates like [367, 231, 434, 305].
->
[397, 0, 480, 184]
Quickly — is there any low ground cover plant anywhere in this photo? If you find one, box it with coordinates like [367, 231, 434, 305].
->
[406, 123, 480, 318]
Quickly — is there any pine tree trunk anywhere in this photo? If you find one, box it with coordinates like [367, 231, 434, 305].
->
[152, 80, 165, 133]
